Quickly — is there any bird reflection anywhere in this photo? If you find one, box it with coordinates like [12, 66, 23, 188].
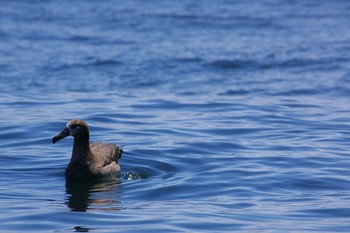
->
[65, 176, 122, 212]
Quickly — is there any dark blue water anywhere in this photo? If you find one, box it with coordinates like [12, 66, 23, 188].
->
[1, 0, 350, 232]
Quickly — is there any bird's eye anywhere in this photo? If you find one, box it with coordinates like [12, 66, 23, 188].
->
[72, 125, 82, 130]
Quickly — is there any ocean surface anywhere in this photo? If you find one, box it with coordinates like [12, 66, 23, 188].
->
[1, 0, 350, 232]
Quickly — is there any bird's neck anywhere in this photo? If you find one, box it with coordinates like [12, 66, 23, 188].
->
[71, 135, 91, 164]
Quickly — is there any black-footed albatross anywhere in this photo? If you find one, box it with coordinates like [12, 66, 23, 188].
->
[52, 119, 123, 181]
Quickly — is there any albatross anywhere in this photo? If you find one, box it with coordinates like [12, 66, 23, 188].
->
[52, 119, 123, 181]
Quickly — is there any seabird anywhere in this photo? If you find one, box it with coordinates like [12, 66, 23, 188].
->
[52, 119, 123, 181]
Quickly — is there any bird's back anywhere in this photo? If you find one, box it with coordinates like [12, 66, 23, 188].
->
[89, 142, 122, 175]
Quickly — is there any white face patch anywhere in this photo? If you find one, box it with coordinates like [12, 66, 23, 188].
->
[67, 122, 82, 131]
[66, 121, 76, 132]
[66, 120, 88, 136]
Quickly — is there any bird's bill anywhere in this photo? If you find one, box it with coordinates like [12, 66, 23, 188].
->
[52, 127, 70, 144]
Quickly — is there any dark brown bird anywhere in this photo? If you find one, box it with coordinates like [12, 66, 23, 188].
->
[52, 119, 123, 181]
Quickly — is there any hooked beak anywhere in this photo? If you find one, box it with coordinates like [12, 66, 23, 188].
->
[52, 127, 70, 144]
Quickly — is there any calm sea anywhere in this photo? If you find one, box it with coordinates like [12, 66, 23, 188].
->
[1, 0, 350, 232]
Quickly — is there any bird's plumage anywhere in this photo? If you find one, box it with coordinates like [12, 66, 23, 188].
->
[52, 119, 123, 181]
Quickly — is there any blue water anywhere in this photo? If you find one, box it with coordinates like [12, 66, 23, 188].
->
[1, 0, 350, 232]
